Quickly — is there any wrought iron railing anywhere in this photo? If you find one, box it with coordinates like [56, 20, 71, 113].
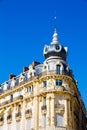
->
[25, 109, 32, 115]
[0, 117, 4, 122]
[41, 105, 47, 110]
[7, 114, 12, 120]
[55, 104, 65, 111]
[0, 70, 75, 95]
[15, 112, 21, 118]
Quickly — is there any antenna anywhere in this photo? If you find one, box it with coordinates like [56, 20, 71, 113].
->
[54, 16, 57, 32]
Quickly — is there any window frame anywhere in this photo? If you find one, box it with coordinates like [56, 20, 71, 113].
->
[56, 113, 64, 127]
[56, 79, 62, 86]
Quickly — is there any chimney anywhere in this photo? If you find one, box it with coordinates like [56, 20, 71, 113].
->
[23, 67, 29, 72]
[9, 74, 16, 79]
[32, 61, 40, 67]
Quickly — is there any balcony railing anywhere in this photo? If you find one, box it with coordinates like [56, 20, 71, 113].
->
[0, 70, 75, 95]
[25, 109, 32, 115]
[40, 127, 67, 130]
[41, 105, 47, 111]
[25, 109, 32, 118]
[0, 117, 4, 126]
[55, 127, 67, 130]
[7, 114, 12, 123]
[15, 112, 21, 118]
[0, 117, 4, 122]
[55, 104, 65, 110]
[0, 95, 23, 107]
[7, 114, 12, 120]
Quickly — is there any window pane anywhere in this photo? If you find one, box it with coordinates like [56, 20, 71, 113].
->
[56, 80, 62, 86]
[43, 97, 46, 105]
[43, 81, 47, 87]
[16, 122, 20, 130]
[43, 114, 46, 127]
[56, 65, 60, 74]
[26, 118, 31, 130]
[0, 126, 3, 130]
[8, 124, 11, 130]
[56, 114, 63, 126]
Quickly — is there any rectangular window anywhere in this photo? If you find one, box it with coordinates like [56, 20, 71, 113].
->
[27, 86, 33, 92]
[16, 122, 20, 130]
[43, 114, 46, 127]
[43, 97, 46, 106]
[26, 118, 31, 130]
[43, 81, 47, 87]
[0, 126, 3, 130]
[31, 85, 33, 91]
[56, 80, 62, 86]
[10, 94, 13, 102]
[56, 114, 64, 127]
[56, 65, 60, 74]
[27, 87, 31, 92]
[8, 124, 11, 130]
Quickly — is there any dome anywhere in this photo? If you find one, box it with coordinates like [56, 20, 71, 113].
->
[44, 28, 68, 60]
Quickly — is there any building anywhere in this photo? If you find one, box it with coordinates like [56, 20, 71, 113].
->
[0, 28, 87, 130]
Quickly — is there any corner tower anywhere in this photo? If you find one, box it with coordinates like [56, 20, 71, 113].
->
[41, 28, 87, 130]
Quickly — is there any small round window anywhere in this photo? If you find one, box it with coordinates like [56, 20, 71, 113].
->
[56, 45, 60, 50]
[55, 45, 62, 52]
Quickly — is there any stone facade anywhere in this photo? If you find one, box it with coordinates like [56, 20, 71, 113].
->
[0, 28, 87, 130]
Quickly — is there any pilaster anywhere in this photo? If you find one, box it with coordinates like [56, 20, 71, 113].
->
[21, 101, 25, 130]
[33, 96, 39, 130]
[64, 99, 68, 127]
[39, 96, 42, 129]
[51, 94, 55, 126]
[46, 94, 50, 127]
[3, 109, 7, 130]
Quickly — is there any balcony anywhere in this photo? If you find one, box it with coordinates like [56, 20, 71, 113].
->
[0, 95, 23, 108]
[7, 114, 12, 124]
[25, 109, 32, 118]
[0, 69, 75, 96]
[40, 127, 66, 130]
[55, 127, 67, 130]
[55, 104, 65, 113]
[0, 117, 4, 126]
[15, 112, 21, 121]
[25, 92, 33, 99]
[41, 105, 47, 114]
[13, 95, 23, 102]
[0, 100, 10, 107]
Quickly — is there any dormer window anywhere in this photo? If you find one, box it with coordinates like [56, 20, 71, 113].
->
[27, 86, 33, 92]
[45, 47, 48, 52]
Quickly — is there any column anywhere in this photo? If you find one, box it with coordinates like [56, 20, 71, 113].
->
[51, 94, 55, 126]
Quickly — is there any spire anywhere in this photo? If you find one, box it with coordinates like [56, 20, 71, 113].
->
[51, 16, 59, 45]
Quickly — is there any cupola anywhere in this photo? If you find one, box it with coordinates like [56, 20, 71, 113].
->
[44, 28, 68, 61]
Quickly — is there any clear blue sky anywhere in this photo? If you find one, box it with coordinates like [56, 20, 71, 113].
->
[0, 0, 87, 108]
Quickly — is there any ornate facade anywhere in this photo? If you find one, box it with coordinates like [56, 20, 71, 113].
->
[0, 28, 87, 130]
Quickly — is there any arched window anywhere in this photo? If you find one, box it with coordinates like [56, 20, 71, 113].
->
[56, 65, 60, 74]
